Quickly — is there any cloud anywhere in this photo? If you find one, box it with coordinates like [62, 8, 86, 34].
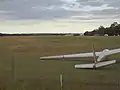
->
[81, 4, 118, 11]
[0, 0, 120, 21]
[70, 14, 119, 21]
[42, 0, 118, 12]
[0, 10, 8, 14]
[60, 4, 117, 11]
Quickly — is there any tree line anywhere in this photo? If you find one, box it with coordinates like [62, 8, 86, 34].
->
[84, 22, 120, 36]
[0, 22, 120, 36]
[0, 33, 70, 36]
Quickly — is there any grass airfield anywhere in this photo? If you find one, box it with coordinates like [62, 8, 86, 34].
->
[0, 36, 120, 90]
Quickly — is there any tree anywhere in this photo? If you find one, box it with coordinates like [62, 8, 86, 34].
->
[84, 22, 120, 36]
[97, 26, 105, 36]
[110, 22, 118, 28]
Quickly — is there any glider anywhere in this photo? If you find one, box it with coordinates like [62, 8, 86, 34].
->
[40, 45, 120, 69]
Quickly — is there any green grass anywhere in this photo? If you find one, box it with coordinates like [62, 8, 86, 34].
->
[0, 36, 120, 90]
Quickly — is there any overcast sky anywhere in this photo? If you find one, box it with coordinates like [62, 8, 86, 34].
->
[0, 0, 120, 33]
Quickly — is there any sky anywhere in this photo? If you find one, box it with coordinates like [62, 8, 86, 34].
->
[0, 0, 120, 33]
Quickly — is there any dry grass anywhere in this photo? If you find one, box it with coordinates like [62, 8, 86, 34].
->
[0, 36, 120, 90]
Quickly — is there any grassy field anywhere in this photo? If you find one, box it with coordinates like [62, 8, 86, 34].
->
[0, 36, 120, 90]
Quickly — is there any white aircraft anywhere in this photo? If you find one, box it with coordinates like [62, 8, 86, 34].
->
[40, 45, 120, 69]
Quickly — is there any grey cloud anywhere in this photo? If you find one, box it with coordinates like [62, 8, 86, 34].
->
[0, 0, 120, 21]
